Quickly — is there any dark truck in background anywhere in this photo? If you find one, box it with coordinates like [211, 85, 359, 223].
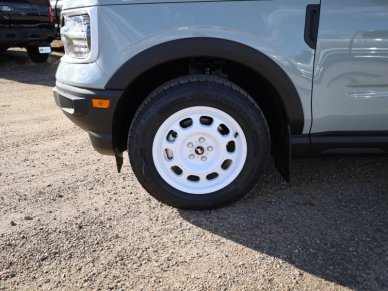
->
[0, 0, 56, 62]
[49, 0, 61, 38]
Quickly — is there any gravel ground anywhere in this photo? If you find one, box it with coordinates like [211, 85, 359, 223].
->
[0, 48, 387, 291]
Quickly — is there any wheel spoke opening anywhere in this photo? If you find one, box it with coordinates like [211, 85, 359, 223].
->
[166, 130, 178, 142]
[206, 172, 219, 181]
[164, 148, 174, 161]
[179, 118, 193, 129]
[200, 116, 214, 126]
[221, 159, 233, 170]
[187, 175, 200, 182]
[217, 124, 230, 136]
[171, 166, 183, 176]
[226, 140, 236, 153]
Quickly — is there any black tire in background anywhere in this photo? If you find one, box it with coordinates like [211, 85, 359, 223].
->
[26, 45, 50, 63]
[0, 46, 8, 53]
[128, 75, 271, 209]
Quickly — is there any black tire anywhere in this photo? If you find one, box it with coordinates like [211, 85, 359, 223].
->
[0, 46, 8, 53]
[26, 45, 50, 63]
[128, 75, 270, 209]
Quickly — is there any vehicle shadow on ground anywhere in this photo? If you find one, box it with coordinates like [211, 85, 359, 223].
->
[0, 49, 62, 87]
[179, 157, 388, 290]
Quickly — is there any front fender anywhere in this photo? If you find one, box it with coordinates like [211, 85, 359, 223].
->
[105, 36, 305, 135]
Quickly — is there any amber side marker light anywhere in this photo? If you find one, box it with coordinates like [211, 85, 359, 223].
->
[92, 99, 111, 109]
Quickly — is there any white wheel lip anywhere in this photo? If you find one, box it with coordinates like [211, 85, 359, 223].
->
[152, 106, 248, 195]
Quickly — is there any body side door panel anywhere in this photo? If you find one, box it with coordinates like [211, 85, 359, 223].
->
[312, 0, 388, 133]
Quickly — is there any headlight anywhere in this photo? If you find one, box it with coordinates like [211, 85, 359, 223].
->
[61, 14, 91, 59]
[60, 7, 98, 63]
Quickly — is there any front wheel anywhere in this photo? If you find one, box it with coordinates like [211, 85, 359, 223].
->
[128, 75, 270, 209]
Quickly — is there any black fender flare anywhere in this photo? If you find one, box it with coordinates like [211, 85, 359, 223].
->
[105, 37, 304, 134]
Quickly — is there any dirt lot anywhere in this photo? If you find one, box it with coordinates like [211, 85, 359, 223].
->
[0, 48, 387, 291]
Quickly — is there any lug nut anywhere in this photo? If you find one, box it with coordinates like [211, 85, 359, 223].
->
[189, 154, 195, 159]
[207, 146, 213, 151]
[201, 156, 207, 162]
[199, 137, 205, 143]
[187, 142, 194, 148]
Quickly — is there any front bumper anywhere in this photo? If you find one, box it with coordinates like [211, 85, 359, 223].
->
[53, 81, 123, 155]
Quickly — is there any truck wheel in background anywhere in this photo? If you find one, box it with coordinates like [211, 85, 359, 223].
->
[0, 46, 8, 53]
[128, 75, 271, 209]
[26, 45, 50, 63]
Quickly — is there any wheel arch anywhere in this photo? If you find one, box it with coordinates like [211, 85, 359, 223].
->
[109, 38, 304, 179]
[107, 37, 303, 132]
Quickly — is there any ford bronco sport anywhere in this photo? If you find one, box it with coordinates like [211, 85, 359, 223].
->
[0, 0, 56, 62]
[54, 0, 388, 209]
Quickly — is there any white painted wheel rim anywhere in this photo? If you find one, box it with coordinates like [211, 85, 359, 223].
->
[152, 106, 247, 194]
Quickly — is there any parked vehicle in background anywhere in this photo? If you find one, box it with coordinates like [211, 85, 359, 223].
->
[0, 0, 56, 62]
[54, 0, 388, 209]
[49, 0, 63, 38]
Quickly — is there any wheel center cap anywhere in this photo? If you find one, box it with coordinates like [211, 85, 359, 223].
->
[195, 146, 205, 155]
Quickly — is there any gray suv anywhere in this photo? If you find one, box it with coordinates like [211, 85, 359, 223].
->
[54, 0, 388, 209]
